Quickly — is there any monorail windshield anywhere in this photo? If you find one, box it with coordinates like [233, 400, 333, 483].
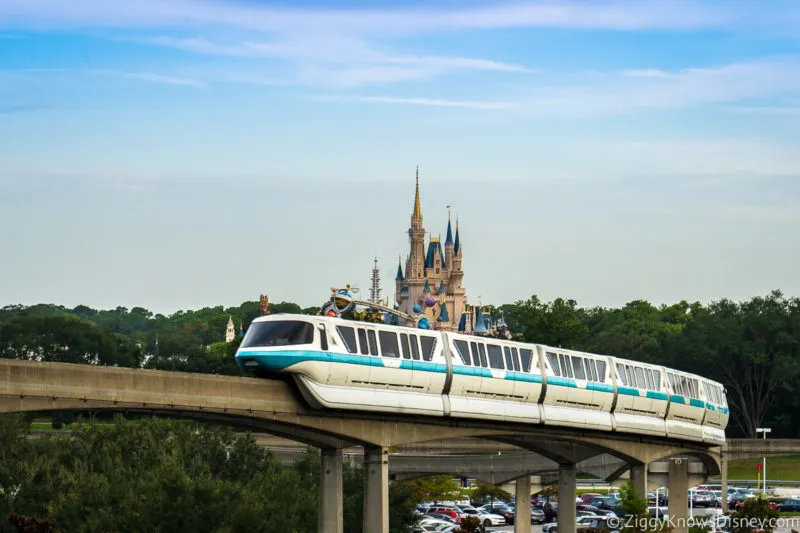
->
[241, 320, 314, 348]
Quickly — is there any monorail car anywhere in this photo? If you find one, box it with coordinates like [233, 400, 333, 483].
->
[235, 314, 727, 445]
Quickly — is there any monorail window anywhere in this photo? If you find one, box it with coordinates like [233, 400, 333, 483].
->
[454, 340, 471, 365]
[559, 354, 573, 378]
[477, 343, 488, 367]
[586, 359, 597, 382]
[572, 356, 586, 380]
[616, 364, 627, 386]
[241, 320, 314, 348]
[336, 326, 358, 354]
[400, 333, 412, 360]
[470, 342, 481, 367]
[511, 348, 521, 371]
[379, 331, 400, 358]
[319, 326, 328, 351]
[367, 330, 378, 356]
[645, 369, 654, 390]
[627, 366, 636, 388]
[358, 329, 369, 355]
[503, 347, 513, 370]
[652, 370, 661, 390]
[420, 336, 437, 362]
[520, 349, 533, 372]
[635, 367, 645, 388]
[596, 361, 606, 381]
[546, 352, 559, 375]
[488, 344, 504, 369]
[409, 334, 421, 360]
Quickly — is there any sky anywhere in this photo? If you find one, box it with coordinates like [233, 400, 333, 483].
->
[1, 0, 799, 314]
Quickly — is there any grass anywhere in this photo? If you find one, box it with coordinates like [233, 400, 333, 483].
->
[727, 456, 800, 481]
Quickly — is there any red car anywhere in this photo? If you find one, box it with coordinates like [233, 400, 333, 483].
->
[734, 501, 778, 511]
[581, 493, 604, 503]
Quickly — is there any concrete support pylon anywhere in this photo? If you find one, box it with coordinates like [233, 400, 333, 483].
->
[363, 446, 389, 533]
[721, 450, 729, 513]
[668, 457, 690, 533]
[318, 448, 343, 533]
[514, 475, 531, 533]
[631, 463, 648, 500]
[558, 464, 577, 533]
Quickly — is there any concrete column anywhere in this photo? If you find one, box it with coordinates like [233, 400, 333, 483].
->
[558, 464, 577, 533]
[631, 463, 648, 500]
[668, 458, 689, 533]
[363, 446, 389, 533]
[515, 475, 531, 533]
[318, 448, 343, 533]
[721, 451, 729, 513]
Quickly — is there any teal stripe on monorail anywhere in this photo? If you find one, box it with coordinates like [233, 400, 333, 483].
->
[237, 350, 387, 370]
[670, 394, 685, 404]
[547, 376, 577, 388]
[587, 382, 615, 393]
[707, 403, 716, 411]
[689, 398, 705, 408]
[647, 391, 669, 401]
[719, 407, 729, 415]
[400, 360, 447, 373]
[506, 372, 543, 384]
[452, 366, 492, 377]
[618, 386, 640, 397]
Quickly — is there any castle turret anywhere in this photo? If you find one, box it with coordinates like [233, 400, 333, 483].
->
[445, 210, 454, 271]
[225, 315, 235, 343]
[407, 166, 425, 280]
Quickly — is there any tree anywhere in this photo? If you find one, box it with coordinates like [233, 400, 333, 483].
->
[455, 515, 484, 533]
[469, 482, 511, 506]
[404, 475, 461, 503]
[732, 494, 780, 533]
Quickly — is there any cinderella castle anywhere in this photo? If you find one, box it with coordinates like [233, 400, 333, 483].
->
[393, 168, 505, 335]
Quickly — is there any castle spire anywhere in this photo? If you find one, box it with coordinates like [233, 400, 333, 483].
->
[445, 206, 453, 245]
[395, 256, 404, 281]
[412, 165, 422, 223]
[454, 217, 461, 255]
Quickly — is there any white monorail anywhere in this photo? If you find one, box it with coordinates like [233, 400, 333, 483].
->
[235, 314, 727, 445]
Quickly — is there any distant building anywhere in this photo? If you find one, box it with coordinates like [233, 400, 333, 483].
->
[395, 167, 466, 331]
[225, 316, 235, 343]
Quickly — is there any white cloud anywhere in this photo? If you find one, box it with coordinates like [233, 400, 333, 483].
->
[358, 96, 520, 110]
[2, 0, 794, 34]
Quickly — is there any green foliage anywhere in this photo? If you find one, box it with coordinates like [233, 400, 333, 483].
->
[3, 289, 800, 437]
[469, 481, 511, 505]
[404, 475, 461, 503]
[0, 416, 421, 533]
[733, 494, 780, 533]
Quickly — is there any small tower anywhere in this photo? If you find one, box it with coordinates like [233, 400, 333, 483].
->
[225, 316, 235, 343]
[369, 257, 382, 304]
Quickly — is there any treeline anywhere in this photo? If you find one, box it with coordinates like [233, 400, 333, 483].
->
[0, 416, 417, 533]
[1, 290, 798, 438]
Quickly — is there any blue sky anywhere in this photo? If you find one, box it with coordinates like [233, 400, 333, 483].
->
[1, 0, 799, 313]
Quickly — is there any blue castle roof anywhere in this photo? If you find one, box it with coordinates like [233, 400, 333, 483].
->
[395, 260, 404, 281]
[438, 280, 446, 294]
[423, 279, 430, 293]
[440, 303, 450, 323]
[425, 239, 445, 269]
[458, 313, 468, 332]
[473, 307, 487, 334]
[445, 218, 453, 245]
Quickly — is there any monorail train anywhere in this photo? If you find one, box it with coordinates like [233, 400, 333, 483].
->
[235, 314, 728, 445]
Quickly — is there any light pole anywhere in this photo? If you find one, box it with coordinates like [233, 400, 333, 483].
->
[756, 428, 771, 493]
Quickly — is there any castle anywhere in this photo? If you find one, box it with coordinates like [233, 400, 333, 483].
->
[394, 168, 467, 332]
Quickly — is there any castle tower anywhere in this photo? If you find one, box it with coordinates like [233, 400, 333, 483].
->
[225, 315, 235, 343]
[395, 167, 467, 330]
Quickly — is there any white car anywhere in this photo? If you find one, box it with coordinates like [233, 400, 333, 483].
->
[465, 510, 506, 527]
[543, 514, 605, 533]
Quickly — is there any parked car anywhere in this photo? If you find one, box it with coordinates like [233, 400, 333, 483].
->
[778, 498, 800, 512]
[690, 490, 715, 507]
[479, 504, 514, 525]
